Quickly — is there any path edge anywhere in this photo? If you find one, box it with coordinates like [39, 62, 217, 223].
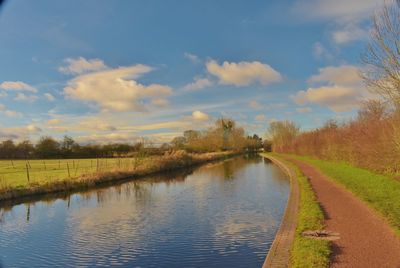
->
[262, 154, 300, 268]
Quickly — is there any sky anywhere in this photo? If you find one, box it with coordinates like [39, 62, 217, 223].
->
[0, 0, 385, 144]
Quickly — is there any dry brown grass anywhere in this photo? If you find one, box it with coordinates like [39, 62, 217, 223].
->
[277, 113, 400, 175]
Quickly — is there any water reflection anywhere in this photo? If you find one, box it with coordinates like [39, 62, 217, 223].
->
[0, 155, 289, 268]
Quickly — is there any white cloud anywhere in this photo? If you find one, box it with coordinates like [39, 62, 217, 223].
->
[296, 107, 313, 113]
[293, 0, 382, 21]
[59, 57, 108, 75]
[151, 98, 169, 107]
[64, 64, 172, 112]
[308, 65, 362, 87]
[0, 104, 22, 118]
[292, 65, 366, 112]
[332, 24, 369, 44]
[79, 120, 117, 131]
[183, 77, 212, 90]
[192, 110, 210, 121]
[26, 124, 42, 132]
[184, 52, 201, 64]
[249, 100, 263, 110]
[47, 119, 62, 125]
[183, 77, 213, 90]
[14, 93, 38, 103]
[0, 81, 37, 93]
[44, 93, 56, 101]
[293, 0, 384, 46]
[292, 86, 362, 112]
[76, 133, 138, 144]
[206, 60, 282, 86]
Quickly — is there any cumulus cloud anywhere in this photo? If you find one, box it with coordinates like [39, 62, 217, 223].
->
[308, 65, 362, 87]
[14, 93, 38, 102]
[192, 110, 210, 121]
[59, 57, 108, 75]
[292, 65, 365, 112]
[183, 77, 213, 90]
[44, 93, 56, 101]
[0, 81, 37, 93]
[292, 86, 362, 112]
[206, 60, 282, 86]
[64, 64, 172, 112]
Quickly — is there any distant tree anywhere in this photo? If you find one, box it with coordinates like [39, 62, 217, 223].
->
[214, 118, 236, 151]
[35, 136, 60, 159]
[263, 140, 272, 152]
[358, 99, 389, 122]
[267, 120, 300, 152]
[16, 140, 34, 159]
[361, 0, 400, 108]
[0, 140, 16, 159]
[171, 136, 186, 150]
[61, 136, 76, 157]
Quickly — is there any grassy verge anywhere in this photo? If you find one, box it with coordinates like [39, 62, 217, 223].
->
[286, 154, 400, 237]
[0, 151, 236, 202]
[268, 153, 330, 268]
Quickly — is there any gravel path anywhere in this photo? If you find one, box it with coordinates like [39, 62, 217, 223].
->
[289, 158, 400, 268]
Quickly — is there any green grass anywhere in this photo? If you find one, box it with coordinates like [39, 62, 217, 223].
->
[267, 153, 331, 268]
[0, 157, 153, 189]
[286, 154, 400, 237]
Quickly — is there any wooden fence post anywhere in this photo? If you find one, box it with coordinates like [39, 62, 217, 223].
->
[67, 162, 71, 178]
[26, 163, 30, 183]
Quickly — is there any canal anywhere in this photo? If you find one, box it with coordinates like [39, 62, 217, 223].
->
[0, 155, 289, 268]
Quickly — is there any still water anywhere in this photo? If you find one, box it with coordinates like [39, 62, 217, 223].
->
[0, 155, 289, 268]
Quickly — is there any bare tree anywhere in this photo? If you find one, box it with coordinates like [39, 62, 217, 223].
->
[361, 0, 400, 108]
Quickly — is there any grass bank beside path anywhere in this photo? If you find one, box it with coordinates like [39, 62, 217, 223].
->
[0, 151, 237, 203]
[283, 154, 400, 237]
[262, 153, 330, 268]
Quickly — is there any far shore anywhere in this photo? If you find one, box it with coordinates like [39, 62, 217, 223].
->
[0, 151, 242, 204]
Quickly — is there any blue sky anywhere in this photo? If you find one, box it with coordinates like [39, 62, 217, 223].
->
[0, 0, 384, 143]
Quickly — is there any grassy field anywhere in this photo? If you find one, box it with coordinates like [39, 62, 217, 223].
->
[0, 157, 154, 189]
[268, 153, 331, 268]
[287, 154, 400, 237]
[0, 151, 235, 202]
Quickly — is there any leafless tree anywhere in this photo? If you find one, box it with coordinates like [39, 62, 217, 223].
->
[361, 0, 400, 108]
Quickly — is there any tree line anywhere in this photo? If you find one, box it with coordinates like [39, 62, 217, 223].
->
[0, 118, 268, 159]
[267, 1, 400, 174]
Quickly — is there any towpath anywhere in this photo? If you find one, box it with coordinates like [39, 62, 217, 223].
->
[287, 158, 400, 268]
